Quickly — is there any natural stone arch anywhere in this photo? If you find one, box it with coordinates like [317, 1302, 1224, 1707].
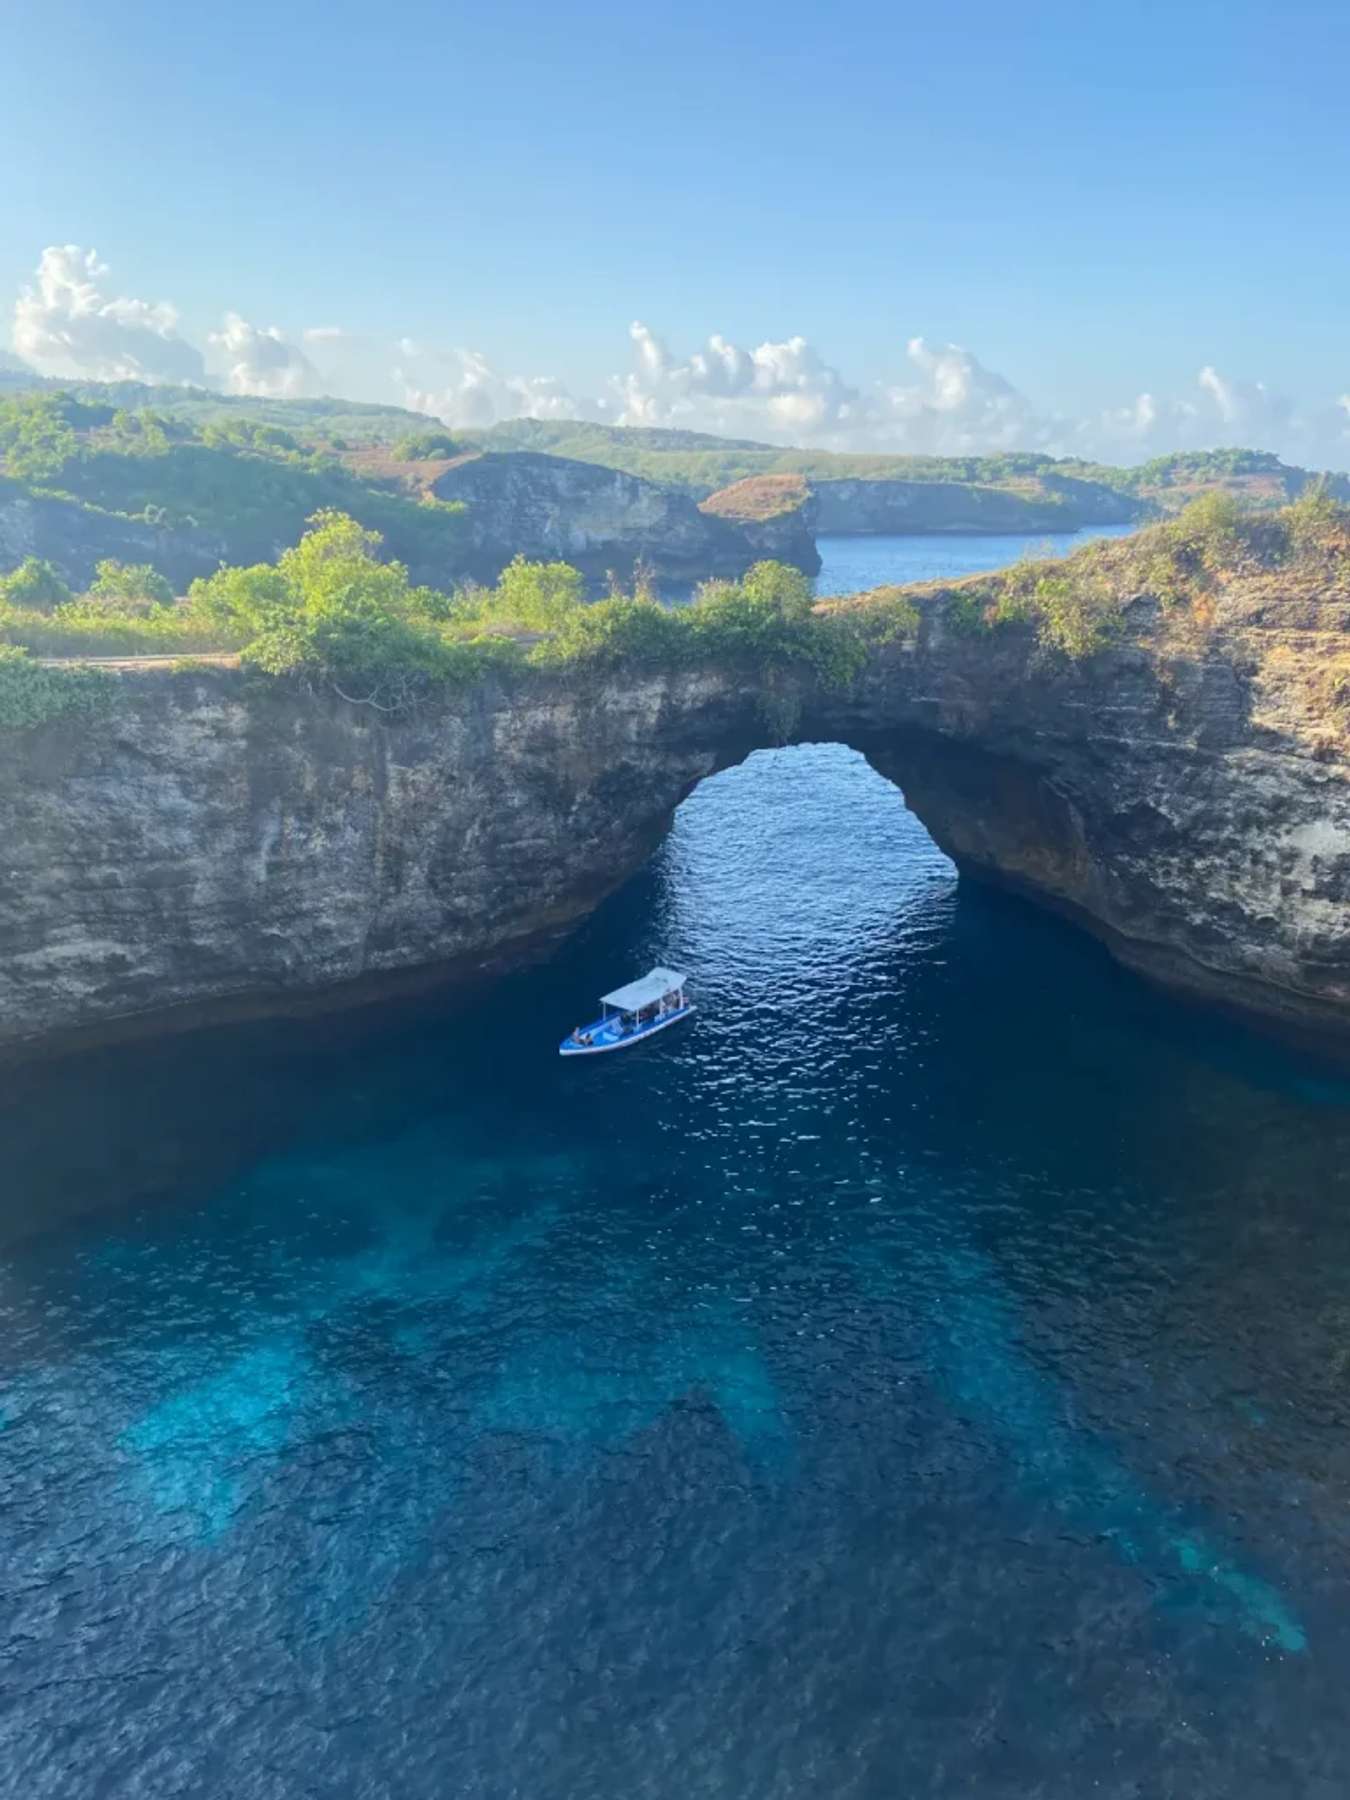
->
[2, 582, 1349, 1057]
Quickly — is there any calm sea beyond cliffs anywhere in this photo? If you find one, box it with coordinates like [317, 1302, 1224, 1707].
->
[6, 528, 1350, 1799]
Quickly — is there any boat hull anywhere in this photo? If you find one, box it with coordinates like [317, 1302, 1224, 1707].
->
[558, 1004, 696, 1056]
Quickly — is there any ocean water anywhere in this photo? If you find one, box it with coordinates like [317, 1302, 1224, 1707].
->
[5, 528, 1350, 1797]
[813, 522, 1138, 596]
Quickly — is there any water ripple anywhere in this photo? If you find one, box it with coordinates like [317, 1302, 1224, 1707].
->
[2, 739, 1350, 1797]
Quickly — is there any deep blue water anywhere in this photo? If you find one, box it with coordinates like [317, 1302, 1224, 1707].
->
[5, 526, 1350, 1797]
[813, 522, 1138, 596]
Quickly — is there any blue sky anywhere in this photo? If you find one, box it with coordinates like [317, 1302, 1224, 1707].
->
[5, 0, 1350, 461]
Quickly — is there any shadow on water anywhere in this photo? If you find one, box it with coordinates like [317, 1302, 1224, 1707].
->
[4, 743, 1350, 1797]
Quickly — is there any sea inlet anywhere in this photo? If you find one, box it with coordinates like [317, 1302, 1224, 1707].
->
[3, 527, 1348, 1798]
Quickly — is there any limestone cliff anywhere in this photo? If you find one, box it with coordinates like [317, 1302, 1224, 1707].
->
[697, 475, 822, 574]
[430, 451, 817, 583]
[4, 543, 1350, 1055]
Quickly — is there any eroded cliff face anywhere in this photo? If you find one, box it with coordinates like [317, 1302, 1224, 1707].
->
[430, 451, 817, 583]
[3, 566, 1350, 1054]
[0, 665, 765, 1052]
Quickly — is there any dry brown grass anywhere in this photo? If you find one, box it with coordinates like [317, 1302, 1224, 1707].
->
[339, 448, 477, 497]
[700, 473, 811, 522]
[1309, 651, 1350, 721]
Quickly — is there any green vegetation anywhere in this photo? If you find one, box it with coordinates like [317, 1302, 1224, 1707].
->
[0, 510, 920, 722]
[0, 550, 224, 658]
[929, 489, 1350, 659]
[447, 545, 898, 688]
[0, 645, 112, 730]
[393, 431, 461, 460]
[0, 599, 233, 660]
[1283, 478, 1349, 554]
[87, 559, 175, 609]
[0, 373, 439, 446]
[4, 416, 1347, 738]
[0, 390, 468, 580]
[0, 557, 71, 611]
[472, 419, 773, 457]
[471, 419, 1074, 498]
[472, 420, 1350, 521]
[188, 510, 489, 701]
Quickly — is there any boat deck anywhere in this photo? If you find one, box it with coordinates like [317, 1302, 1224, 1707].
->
[559, 1002, 695, 1056]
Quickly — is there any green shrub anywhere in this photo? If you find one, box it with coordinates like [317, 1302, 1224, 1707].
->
[530, 594, 682, 669]
[1168, 490, 1247, 568]
[0, 556, 71, 612]
[944, 557, 1121, 658]
[484, 556, 587, 631]
[190, 509, 492, 704]
[679, 561, 869, 686]
[1026, 572, 1118, 658]
[853, 586, 921, 644]
[86, 559, 176, 610]
[943, 587, 994, 635]
[393, 431, 460, 460]
[0, 396, 81, 482]
[0, 645, 112, 731]
[1284, 479, 1349, 554]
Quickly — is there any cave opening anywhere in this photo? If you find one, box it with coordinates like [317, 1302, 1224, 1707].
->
[644, 740, 958, 1017]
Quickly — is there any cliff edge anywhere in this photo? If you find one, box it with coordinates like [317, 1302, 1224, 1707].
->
[4, 501, 1350, 1054]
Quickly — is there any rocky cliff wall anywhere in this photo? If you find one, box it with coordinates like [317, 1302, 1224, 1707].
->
[431, 451, 818, 583]
[3, 565, 1350, 1055]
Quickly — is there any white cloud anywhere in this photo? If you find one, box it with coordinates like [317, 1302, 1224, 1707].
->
[12, 243, 1350, 467]
[1196, 364, 1293, 438]
[208, 311, 320, 398]
[1080, 366, 1325, 465]
[12, 245, 207, 385]
[870, 338, 1044, 452]
[397, 345, 606, 429]
[616, 321, 859, 437]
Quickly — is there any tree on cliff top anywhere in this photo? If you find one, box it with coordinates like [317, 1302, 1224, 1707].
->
[87, 559, 175, 611]
[0, 557, 71, 613]
[488, 555, 586, 630]
[189, 508, 461, 701]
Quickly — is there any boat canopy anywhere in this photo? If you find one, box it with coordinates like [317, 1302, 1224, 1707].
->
[600, 967, 687, 1012]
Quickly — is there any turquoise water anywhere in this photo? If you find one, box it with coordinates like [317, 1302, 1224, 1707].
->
[4, 527, 1350, 1796]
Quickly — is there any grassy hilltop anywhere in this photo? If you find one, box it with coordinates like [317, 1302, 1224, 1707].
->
[471, 419, 1349, 513]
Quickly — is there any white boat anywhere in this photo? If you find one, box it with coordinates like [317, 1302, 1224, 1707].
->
[559, 967, 694, 1056]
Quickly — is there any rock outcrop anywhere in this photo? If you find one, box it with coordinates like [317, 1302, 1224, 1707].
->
[697, 475, 822, 573]
[4, 555, 1350, 1057]
[430, 451, 817, 584]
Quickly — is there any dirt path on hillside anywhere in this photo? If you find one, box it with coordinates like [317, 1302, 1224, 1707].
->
[36, 653, 243, 671]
